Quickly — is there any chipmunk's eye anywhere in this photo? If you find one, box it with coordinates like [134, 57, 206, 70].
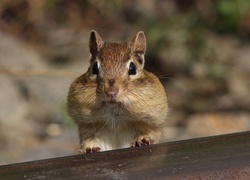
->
[92, 61, 99, 75]
[128, 62, 136, 75]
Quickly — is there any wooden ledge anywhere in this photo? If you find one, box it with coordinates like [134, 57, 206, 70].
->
[1, 131, 250, 179]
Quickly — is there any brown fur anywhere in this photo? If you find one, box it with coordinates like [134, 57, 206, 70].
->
[67, 31, 168, 153]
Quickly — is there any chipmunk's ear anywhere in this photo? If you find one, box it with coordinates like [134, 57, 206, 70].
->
[130, 31, 146, 55]
[130, 31, 146, 67]
[89, 30, 103, 56]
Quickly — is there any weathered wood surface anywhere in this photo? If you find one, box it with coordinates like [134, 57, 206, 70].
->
[0, 131, 250, 179]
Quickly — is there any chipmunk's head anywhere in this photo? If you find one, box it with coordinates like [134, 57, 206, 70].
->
[88, 30, 147, 105]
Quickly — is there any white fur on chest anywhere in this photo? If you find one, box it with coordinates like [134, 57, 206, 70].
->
[93, 105, 135, 151]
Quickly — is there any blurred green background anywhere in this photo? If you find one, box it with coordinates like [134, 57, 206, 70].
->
[0, 0, 250, 165]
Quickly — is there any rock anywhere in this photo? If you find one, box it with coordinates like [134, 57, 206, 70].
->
[186, 113, 250, 138]
[0, 31, 74, 165]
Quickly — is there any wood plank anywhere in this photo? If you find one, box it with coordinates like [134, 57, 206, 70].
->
[0, 131, 250, 179]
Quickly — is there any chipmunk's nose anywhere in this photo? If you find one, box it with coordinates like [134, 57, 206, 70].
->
[108, 79, 115, 86]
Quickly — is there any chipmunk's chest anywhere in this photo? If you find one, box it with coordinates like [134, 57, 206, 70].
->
[98, 104, 128, 122]
[93, 105, 134, 150]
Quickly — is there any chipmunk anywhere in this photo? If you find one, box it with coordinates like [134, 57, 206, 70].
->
[67, 30, 168, 154]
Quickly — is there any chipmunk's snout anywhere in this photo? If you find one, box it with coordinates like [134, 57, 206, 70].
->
[105, 89, 119, 104]
[106, 90, 118, 98]
[105, 86, 119, 98]
[104, 79, 119, 104]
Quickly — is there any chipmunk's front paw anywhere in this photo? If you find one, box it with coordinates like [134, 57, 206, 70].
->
[131, 137, 154, 147]
[78, 147, 101, 154]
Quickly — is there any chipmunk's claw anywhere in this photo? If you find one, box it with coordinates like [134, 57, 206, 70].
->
[131, 138, 154, 147]
[78, 147, 101, 154]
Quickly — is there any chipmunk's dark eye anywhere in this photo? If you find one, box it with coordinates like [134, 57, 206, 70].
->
[128, 62, 136, 75]
[92, 61, 99, 75]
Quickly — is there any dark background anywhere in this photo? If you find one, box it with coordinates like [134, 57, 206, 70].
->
[0, 0, 250, 165]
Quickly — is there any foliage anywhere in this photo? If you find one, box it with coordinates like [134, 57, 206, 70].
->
[215, 0, 250, 34]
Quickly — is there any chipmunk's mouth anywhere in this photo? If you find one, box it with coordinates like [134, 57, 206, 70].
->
[107, 100, 117, 104]
[102, 98, 119, 105]
[103, 90, 119, 105]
